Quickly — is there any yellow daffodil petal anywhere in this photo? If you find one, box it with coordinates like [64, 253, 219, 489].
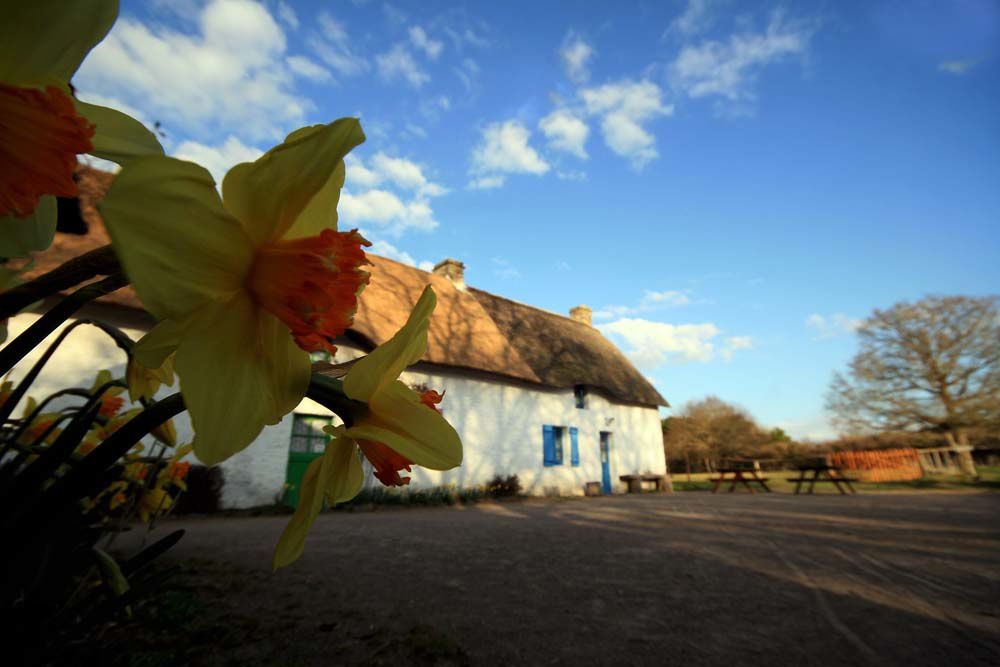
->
[319, 428, 365, 504]
[0, 195, 55, 257]
[343, 285, 436, 402]
[346, 381, 462, 470]
[282, 160, 345, 240]
[221, 118, 365, 246]
[272, 455, 323, 569]
[88, 369, 113, 393]
[132, 319, 183, 370]
[126, 351, 175, 403]
[175, 294, 309, 465]
[100, 156, 254, 321]
[151, 419, 177, 447]
[74, 99, 164, 164]
[273, 431, 362, 570]
[172, 444, 194, 461]
[259, 310, 313, 421]
[0, 0, 117, 85]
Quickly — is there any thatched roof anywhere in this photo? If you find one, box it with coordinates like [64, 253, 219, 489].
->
[471, 289, 667, 406]
[23, 167, 667, 407]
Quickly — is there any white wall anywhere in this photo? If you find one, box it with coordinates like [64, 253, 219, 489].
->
[5, 316, 665, 508]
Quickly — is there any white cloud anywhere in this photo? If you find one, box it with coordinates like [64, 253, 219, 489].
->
[580, 80, 673, 169]
[669, 10, 814, 103]
[75, 0, 310, 141]
[346, 152, 447, 197]
[491, 257, 521, 280]
[806, 313, 861, 340]
[469, 120, 550, 188]
[376, 43, 430, 88]
[404, 123, 428, 139]
[409, 26, 444, 59]
[594, 289, 693, 320]
[560, 32, 594, 84]
[601, 319, 722, 367]
[340, 152, 448, 236]
[286, 55, 331, 82]
[276, 1, 298, 30]
[419, 94, 451, 121]
[556, 169, 587, 181]
[776, 414, 838, 441]
[665, 0, 717, 39]
[539, 109, 590, 159]
[468, 175, 505, 190]
[341, 189, 437, 235]
[370, 153, 448, 196]
[172, 136, 263, 184]
[309, 12, 369, 77]
[938, 59, 977, 75]
[368, 239, 433, 271]
[721, 335, 753, 361]
[643, 289, 692, 307]
[345, 155, 379, 188]
[454, 58, 480, 93]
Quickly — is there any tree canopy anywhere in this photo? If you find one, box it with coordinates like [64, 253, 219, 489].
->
[826, 295, 1000, 441]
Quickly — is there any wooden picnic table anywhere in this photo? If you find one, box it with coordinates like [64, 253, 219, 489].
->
[787, 464, 857, 495]
[709, 466, 771, 493]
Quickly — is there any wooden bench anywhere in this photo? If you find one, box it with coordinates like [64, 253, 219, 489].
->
[709, 468, 771, 493]
[788, 465, 858, 495]
[619, 474, 672, 493]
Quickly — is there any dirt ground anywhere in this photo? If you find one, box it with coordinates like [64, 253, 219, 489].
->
[113, 493, 1000, 666]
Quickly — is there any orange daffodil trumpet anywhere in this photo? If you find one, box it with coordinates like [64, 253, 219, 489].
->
[273, 286, 463, 569]
[101, 119, 370, 466]
[0, 0, 164, 257]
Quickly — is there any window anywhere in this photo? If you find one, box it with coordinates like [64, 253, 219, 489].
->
[309, 350, 331, 364]
[574, 384, 587, 409]
[543, 425, 567, 466]
[569, 427, 579, 466]
[290, 414, 332, 454]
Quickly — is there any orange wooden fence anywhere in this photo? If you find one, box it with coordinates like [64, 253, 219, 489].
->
[827, 448, 923, 482]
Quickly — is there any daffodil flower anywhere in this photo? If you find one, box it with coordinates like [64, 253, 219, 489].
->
[340, 286, 462, 485]
[125, 352, 175, 403]
[273, 286, 462, 569]
[88, 369, 126, 418]
[0, 0, 163, 257]
[101, 119, 369, 465]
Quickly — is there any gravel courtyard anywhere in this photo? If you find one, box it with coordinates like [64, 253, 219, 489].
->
[122, 493, 1000, 666]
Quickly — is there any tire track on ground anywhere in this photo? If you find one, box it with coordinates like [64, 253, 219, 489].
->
[683, 494, 880, 666]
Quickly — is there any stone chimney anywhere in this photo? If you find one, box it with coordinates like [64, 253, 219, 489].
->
[433, 258, 466, 290]
[570, 305, 593, 326]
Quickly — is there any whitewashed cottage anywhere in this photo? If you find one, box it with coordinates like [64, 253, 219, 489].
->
[8, 168, 669, 508]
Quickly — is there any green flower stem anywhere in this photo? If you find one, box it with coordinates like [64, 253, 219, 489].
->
[0, 245, 121, 321]
[2, 388, 93, 426]
[28, 394, 187, 526]
[305, 373, 368, 428]
[0, 280, 132, 418]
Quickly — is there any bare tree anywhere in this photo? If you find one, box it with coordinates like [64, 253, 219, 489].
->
[826, 295, 1000, 476]
[663, 396, 767, 472]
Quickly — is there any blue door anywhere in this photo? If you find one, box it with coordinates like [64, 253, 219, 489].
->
[600, 431, 612, 494]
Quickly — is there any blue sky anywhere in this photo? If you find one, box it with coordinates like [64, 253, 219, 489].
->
[74, 0, 1000, 439]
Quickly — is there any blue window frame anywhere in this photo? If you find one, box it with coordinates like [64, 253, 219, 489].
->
[570, 427, 580, 466]
[543, 425, 566, 466]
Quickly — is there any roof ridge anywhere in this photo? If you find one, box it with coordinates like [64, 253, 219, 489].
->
[468, 287, 596, 329]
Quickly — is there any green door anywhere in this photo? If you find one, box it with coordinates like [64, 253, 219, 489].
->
[284, 415, 333, 508]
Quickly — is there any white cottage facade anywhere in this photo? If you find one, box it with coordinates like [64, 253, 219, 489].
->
[8, 169, 669, 508]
